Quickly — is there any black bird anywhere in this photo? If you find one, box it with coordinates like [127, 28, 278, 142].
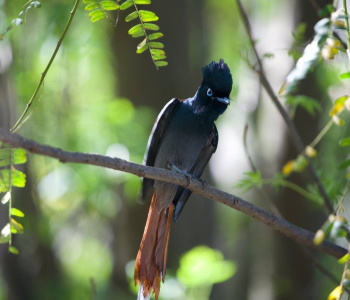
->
[134, 59, 233, 300]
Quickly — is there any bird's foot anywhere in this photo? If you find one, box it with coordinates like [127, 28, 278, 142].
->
[168, 164, 192, 186]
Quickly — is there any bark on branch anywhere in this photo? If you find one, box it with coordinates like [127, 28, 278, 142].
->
[0, 128, 346, 259]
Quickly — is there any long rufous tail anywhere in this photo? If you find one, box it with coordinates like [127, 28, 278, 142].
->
[134, 193, 172, 300]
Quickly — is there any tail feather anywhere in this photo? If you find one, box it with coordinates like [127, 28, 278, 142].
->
[134, 193, 172, 300]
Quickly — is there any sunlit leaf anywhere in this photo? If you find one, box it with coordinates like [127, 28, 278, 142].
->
[12, 148, 27, 165]
[100, 1, 119, 10]
[89, 10, 105, 22]
[148, 32, 163, 40]
[134, 0, 151, 4]
[139, 10, 158, 22]
[128, 24, 143, 36]
[9, 246, 19, 255]
[155, 61, 168, 67]
[151, 54, 166, 61]
[150, 49, 165, 55]
[149, 42, 164, 48]
[120, 0, 133, 10]
[143, 23, 159, 31]
[177, 246, 236, 287]
[85, 3, 100, 11]
[10, 218, 24, 234]
[338, 253, 349, 264]
[340, 137, 350, 147]
[125, 11, 139, 22]
[12, 169, 26, 188]
[340, 72, 350, 79]
[11, 208, 25, 218]
[83, 0, 95, 3]
[136, 43, 148, 54]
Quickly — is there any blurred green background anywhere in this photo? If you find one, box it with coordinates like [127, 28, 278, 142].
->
[0, 0, 349, 299]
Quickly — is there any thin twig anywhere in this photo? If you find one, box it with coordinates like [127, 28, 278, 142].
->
[10, 0, 80, 133]
[236, 0, 334, 214]
[0, 128, 346, 259]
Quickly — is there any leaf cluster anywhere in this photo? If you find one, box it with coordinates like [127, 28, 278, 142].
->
[0, 143, 27, 255]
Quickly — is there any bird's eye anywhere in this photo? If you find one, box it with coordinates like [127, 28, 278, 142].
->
[207, 88, 213, 97]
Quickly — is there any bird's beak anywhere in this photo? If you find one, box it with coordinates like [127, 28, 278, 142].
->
[215, 97, 230, 105]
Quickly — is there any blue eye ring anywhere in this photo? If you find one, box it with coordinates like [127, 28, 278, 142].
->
[207, 88, 213, 97]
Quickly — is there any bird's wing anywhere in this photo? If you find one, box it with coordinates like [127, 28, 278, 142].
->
[141, 98, 181, 204]
[172, 124, 218, 222]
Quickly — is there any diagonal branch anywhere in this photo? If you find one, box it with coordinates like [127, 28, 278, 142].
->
[236, 0, 334, 214]
[0, 128, 346, 259]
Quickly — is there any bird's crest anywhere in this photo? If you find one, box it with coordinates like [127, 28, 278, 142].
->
[201, 59, 232, 97]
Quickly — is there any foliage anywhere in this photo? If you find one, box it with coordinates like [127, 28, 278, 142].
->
[83, 0, 168, 69]
[0, 143, 27, 254]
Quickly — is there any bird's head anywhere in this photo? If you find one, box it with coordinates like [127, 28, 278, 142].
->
[192, 59, 233, 118]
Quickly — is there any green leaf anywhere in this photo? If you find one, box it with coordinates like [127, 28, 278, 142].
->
[236, 171, 262, 192]
[82, 0, 95, 3]
[286, 95, 321, 116]
[12, 169, 26, 188]
[155, 60, 168, 67]
[152, 54, 166, 61]
[128, 24, 144, 37]
[89, 10, 106, 22]
[9, 246, 19, 255]
[12, 148, 27, 165]
[136, 43, 148, 53]
[334, 95, 349, 105]
[11, 208, 25, 218]
[338, 159, 350, 170]
[177, 246, 236, 287]
[100, 0, 119, 10]
[134, 0, 151, 4]
[340, 137, 350, 147]
[150, 49, 165, 55]
[338, 253, 349, 264]
[148, 32, 163, 40]
[120, 0, 133, 10]
[85, 3, 100, 11]
[139, 10, 158, 22]
[143, 23, 159, 31]
[149, 41, 164, 48]
[1, 191, 11, 204]
[340, 72, 350, 79]
[125, 11, 139, 22]
[10, 218, 24, 234]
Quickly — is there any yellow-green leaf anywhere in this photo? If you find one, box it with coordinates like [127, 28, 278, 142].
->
[125, 11, 139, 22]
[149, 41, 164, 48]
[150, 49, 165, 55]
[340, 137, 350, 147]
[152, 54, 166, 61]
[143, 23, 159, 31]
[155, 61, 168, 67]
[139, 10, 158, 22]
[85, 3, 100, 11]
[120, 0, 133, 10]
[11, 208, 25, 218]
[10, 218, 24, 234]
[148, 32, 163, 40]
[100, 1, 119, 10]
[13, 148, 27, 165]
[338, 253, 349, 264]
[89, 10, 105, 22]
[134, 0, 151, 4]
[136, 43, 148, 53]
[9, 246, 19, 255]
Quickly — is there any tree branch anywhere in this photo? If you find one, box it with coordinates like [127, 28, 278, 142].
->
[236, 0, 334, 214]
[0, 128, 346, 259]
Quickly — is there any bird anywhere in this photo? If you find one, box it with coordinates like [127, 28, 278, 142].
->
[134, 59, 233, 300]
